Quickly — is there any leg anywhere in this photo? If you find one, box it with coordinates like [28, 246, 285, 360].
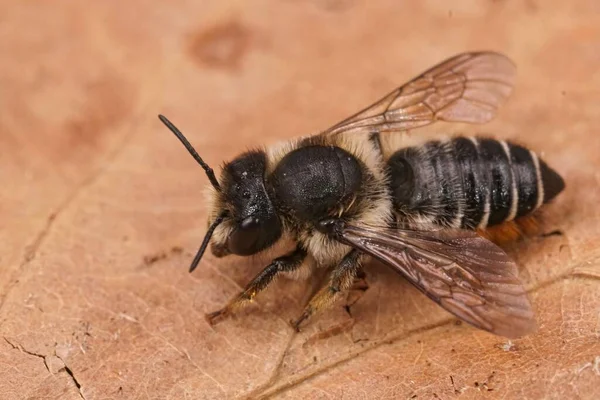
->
[344, 267, 369, 316]
[351, 267, 368, 291]
[206, 247, 307, 325]
[292, 249, 362, 331]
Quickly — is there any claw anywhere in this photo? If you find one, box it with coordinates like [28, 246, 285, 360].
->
[290, 318, 302, 333]
[205, 307, 230, 326]
[205, 292, 254, 326]
[350, 279, 369, 292]
[291, 308, 312, 332]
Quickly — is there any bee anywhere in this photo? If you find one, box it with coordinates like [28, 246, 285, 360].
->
[159, 52, 564, 338]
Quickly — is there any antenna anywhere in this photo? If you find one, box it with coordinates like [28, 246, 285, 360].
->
[158, 114, 221, 191]
[189, 211, 227, 273]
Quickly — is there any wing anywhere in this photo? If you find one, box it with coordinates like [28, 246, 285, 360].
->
[338, 224, 535, 338]
[324, 52, 516, 136]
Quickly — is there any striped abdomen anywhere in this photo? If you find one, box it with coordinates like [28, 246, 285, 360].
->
[387, 137, 565, 230]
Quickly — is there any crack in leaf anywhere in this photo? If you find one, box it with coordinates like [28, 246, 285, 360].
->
[55, 353, 86, 400]
[4, 337, 86, 399]
[3, 337, 49, 371]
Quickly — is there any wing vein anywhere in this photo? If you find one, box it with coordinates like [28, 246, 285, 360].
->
[337, 223, 536, 338]
[323, 51, 516, 136]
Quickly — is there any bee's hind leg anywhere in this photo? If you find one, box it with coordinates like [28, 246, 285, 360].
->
[206, 246, 307, 325]
[292, 249, 362, 331]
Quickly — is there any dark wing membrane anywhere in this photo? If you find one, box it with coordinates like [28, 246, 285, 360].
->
[324, 52, 516, 136]
[340, 225, 535, 338]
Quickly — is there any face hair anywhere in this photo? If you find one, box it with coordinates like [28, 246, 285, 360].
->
[158, 114, 221, 191]
[189, 211, 228, 273]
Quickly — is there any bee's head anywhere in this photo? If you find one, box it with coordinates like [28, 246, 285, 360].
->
[210, 150, 282, 258]
[159, 115, 282, 273]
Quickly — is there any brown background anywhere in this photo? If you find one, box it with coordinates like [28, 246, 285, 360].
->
[1, 1, 599, 399]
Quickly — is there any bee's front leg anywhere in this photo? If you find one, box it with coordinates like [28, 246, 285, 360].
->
[292, 249, 362, 331]
[206, 246, 307, 325]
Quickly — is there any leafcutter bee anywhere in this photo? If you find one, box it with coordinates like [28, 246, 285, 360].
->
[159, 51, 564, 338]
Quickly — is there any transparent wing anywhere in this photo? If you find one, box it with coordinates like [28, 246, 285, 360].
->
[324, 52, 516, 136]
[338, 224, 535, 338]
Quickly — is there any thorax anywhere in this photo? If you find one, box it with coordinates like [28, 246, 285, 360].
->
[264, 132, 393, 266]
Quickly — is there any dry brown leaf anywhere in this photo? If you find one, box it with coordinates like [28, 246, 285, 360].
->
[1, 1, 599, 399]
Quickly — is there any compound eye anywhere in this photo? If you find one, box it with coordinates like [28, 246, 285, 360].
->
[240, 216, 259, 230]
[227, 216, 262, 255]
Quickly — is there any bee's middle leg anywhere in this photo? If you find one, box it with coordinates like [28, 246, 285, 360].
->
[292, 249, 362, 331]
[206, 246, 307, 325]
[345, 267, 369, 315]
